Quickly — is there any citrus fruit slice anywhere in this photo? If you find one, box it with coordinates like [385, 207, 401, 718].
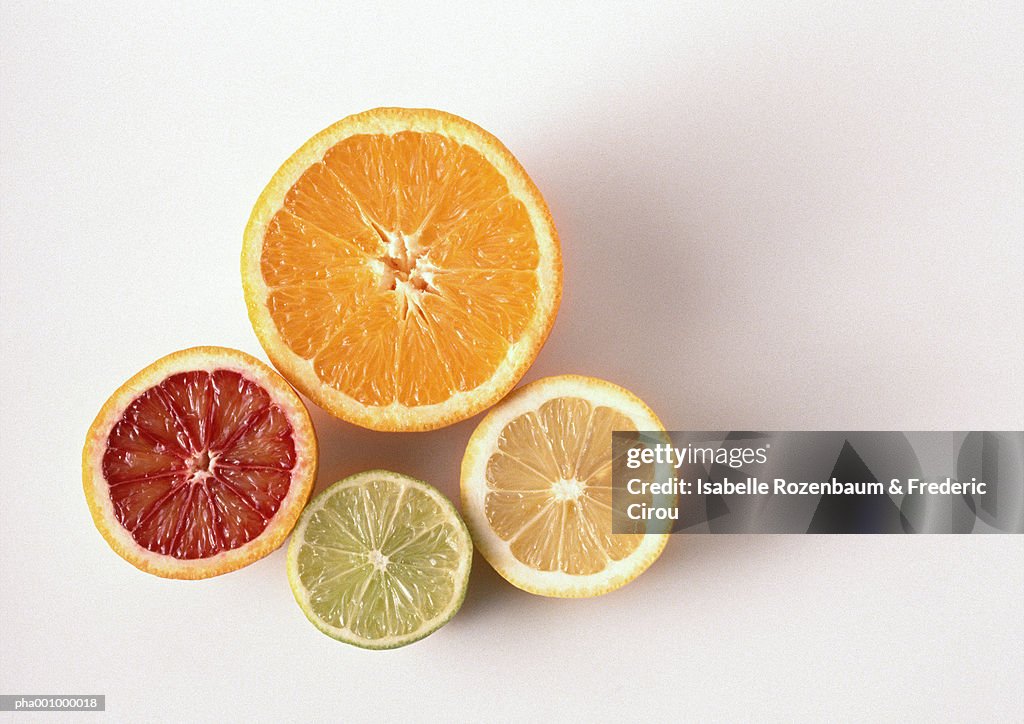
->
[461, 375, 670, 598]
[287, 470, 472, 649]
[241, 107, 562, 431]
[82, 346, 317, 579]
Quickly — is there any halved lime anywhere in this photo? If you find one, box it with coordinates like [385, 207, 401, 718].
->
[286, 470, 472, 649]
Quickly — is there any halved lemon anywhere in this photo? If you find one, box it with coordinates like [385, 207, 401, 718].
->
[461, 375, 670, 597]
[287, 470, 472, 649]
[82, 346, 318, 579]
[242, 107, 562, 431]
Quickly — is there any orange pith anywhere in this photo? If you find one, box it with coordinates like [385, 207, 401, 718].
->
[243, 108, 561, 431]
[83, 347, 317, 579]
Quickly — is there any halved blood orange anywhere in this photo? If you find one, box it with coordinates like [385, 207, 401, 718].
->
[241, 107, 562, 431]
[82, 346, 317, 579]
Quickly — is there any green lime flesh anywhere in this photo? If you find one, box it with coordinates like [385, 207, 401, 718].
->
[287, 470, 472, 649]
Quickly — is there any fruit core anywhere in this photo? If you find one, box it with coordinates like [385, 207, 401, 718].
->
[368, 549, 390, 570]
[376, 226, 438, 295]
[101, 370, 298, 560]
[187, 450, 214, 479]
[551, 478, 584, 500]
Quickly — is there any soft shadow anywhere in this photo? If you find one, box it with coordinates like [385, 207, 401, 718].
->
[450, 550, 527, 624]
[304, 398, 481, 502]
[508, 105, 725, 426]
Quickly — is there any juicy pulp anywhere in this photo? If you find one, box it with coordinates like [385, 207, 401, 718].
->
[102, 370, 297, 559]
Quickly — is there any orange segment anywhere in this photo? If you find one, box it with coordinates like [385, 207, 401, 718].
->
[423, 194, 539, 271]
[394, 302, 456, 406]
[319, 134, 404, 232]
[242, 108, 561, 431]
[281, 161, 384, 256]
[261, 211, 374, 287]
[312, 293, 400, 406]
[430, 269, 538, 342]
[417, 293, 510, 395]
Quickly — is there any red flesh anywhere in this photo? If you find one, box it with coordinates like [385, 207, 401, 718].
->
[102, 370, 297, 559]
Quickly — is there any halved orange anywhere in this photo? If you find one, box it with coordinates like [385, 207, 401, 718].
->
[82, 347, 318, 579]
[242, 108, 562, 431]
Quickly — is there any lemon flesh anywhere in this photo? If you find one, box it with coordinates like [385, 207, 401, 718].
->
[461, 375, 670, 598]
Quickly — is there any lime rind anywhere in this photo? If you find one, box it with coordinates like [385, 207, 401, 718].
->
[287, 470, 472, 649]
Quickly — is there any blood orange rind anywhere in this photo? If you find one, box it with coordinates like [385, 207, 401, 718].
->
[241, 107, 562, 432]
[82, 346, 318, 579]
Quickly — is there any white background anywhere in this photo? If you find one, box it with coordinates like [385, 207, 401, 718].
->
[2, 2, 1022, 721]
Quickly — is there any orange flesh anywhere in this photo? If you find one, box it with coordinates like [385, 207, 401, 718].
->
[260, 131, 541, 408]
[483, 398, 645, 575]
[102, 370, 296, 559]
